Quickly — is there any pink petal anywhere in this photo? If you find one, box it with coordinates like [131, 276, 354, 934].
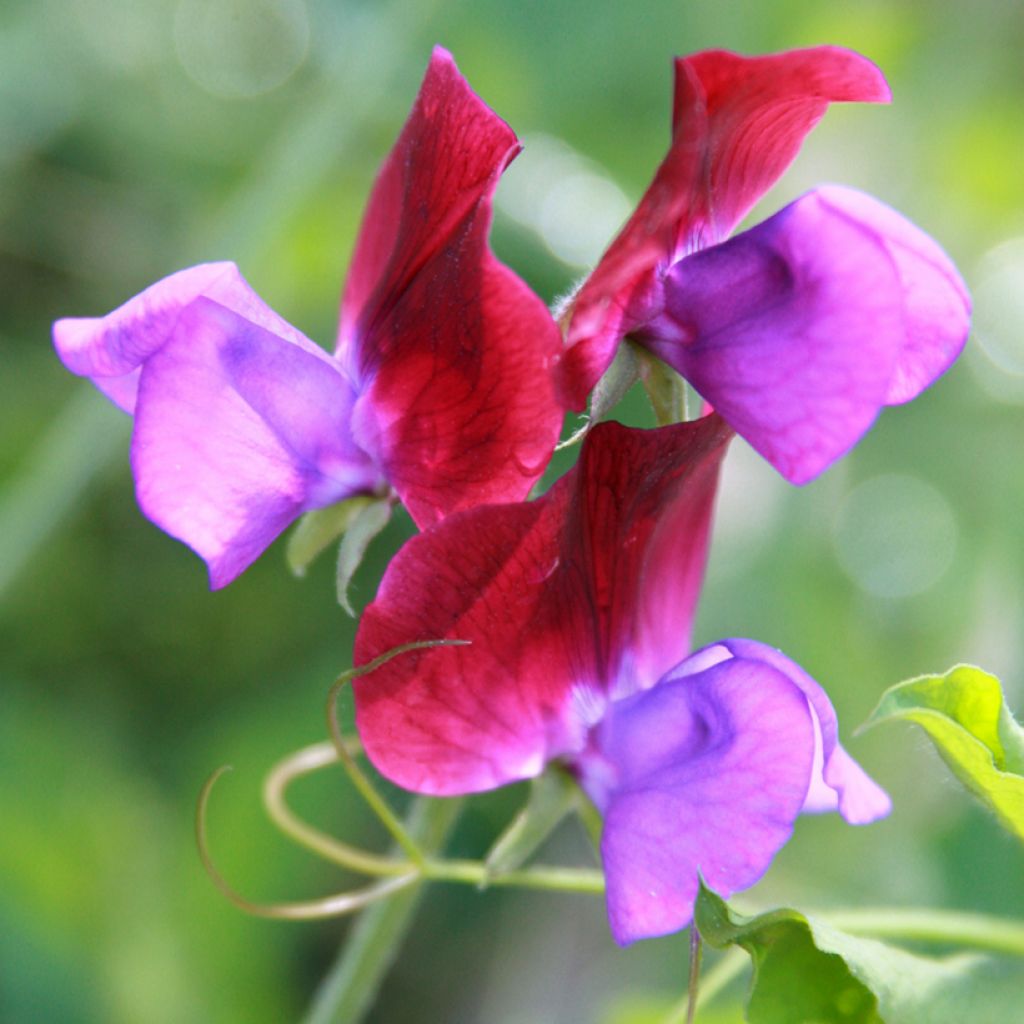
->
[52, 262, 312, 413]
[590, 656, 816, 944]
[353, 416, 732, 794]
[649, 188, 917, 483]
[133, 299, 379, 588]
[558, 47, 889, 410]
[338, 47, 564, 526]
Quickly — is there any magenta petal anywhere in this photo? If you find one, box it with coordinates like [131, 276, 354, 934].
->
[52, 262, 312, 413]
[588, 657, 815, 944]
[707, 639, 891, 824]
[353, 417, 731, 795]
[133, 298, 378, 588]
[558, 46, 889, 410]
[339, 47, 563, 526]
[651, 188, 917, 483]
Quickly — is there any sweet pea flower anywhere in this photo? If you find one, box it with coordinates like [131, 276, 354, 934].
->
[558, 47, 970, 484]
[352, 415, 889, 944]
[52, 48, 563, 587]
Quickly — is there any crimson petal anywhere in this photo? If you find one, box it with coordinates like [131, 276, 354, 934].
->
[353, 416, 731, 794]
[340, 47, 564, 526]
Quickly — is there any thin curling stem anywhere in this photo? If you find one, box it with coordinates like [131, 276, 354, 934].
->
[197, 765, 418, 920]
[262, 739, 606, 894]
[263, 742, 409, 878]
[324, 640, 469, 869]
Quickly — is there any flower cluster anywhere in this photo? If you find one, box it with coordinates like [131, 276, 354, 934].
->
[54, 46, 969, 943]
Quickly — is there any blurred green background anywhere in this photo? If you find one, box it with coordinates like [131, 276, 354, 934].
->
[3, 0, 1023, 1021]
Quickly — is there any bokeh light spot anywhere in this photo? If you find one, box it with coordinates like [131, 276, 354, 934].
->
[174, 0, 309, 99]
[497, 134, 631, 269]
[832, 474, 957, 598]
[972, 237, 1024, 376]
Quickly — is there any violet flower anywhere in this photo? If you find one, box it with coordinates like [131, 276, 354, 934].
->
[351, 416, 889, 944]
[558, 47, 970, 484]
[53, 49, 563, 587]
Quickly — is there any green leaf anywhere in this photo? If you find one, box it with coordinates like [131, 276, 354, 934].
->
[335, 499, 392, 616]
[484, 770, 579, 879]
[286, 497, 374, 577]
[862, 665, 1024, 840]
[695, 886, 1024, 1024]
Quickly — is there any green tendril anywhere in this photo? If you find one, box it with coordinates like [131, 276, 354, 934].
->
[324, 640, 470, 868]
[263, 742, 409, 877]
[196, 765, 418, 920]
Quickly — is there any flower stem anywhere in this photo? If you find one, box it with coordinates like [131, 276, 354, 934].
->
[421, 856, 605, 893]
[660, 947, 748, 1024]
[822, 907, 1024, 958]
[301, 796, 463, 1024]
[686, 927, 702, 1024]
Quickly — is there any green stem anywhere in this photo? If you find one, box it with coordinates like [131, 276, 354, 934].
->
[686, 928, 702, 1024]
[422, 857, 604, 893]
[301, 797, 463, 1024]
[260, 740, 606, 893]
[660, 948, 748, 1024]
[821, 907, 1024, 958]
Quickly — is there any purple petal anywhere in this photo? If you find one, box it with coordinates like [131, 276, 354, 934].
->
[813, 186, 970, 404]
[557, 47, 890, 411]
[697, 639, 891, 824]
[646, 187, 967, 483]
[133, 298, 380, 588]
[580, 656, 815, 944]
[53, 262, 312, 412]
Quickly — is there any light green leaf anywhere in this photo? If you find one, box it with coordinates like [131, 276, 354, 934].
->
[484, 771, 579, 879]
[695, 886, 1024, 1024]
[862, 664, 1024, 840]
[336, 499, 392, 616]
[286, 497, 373, 577]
